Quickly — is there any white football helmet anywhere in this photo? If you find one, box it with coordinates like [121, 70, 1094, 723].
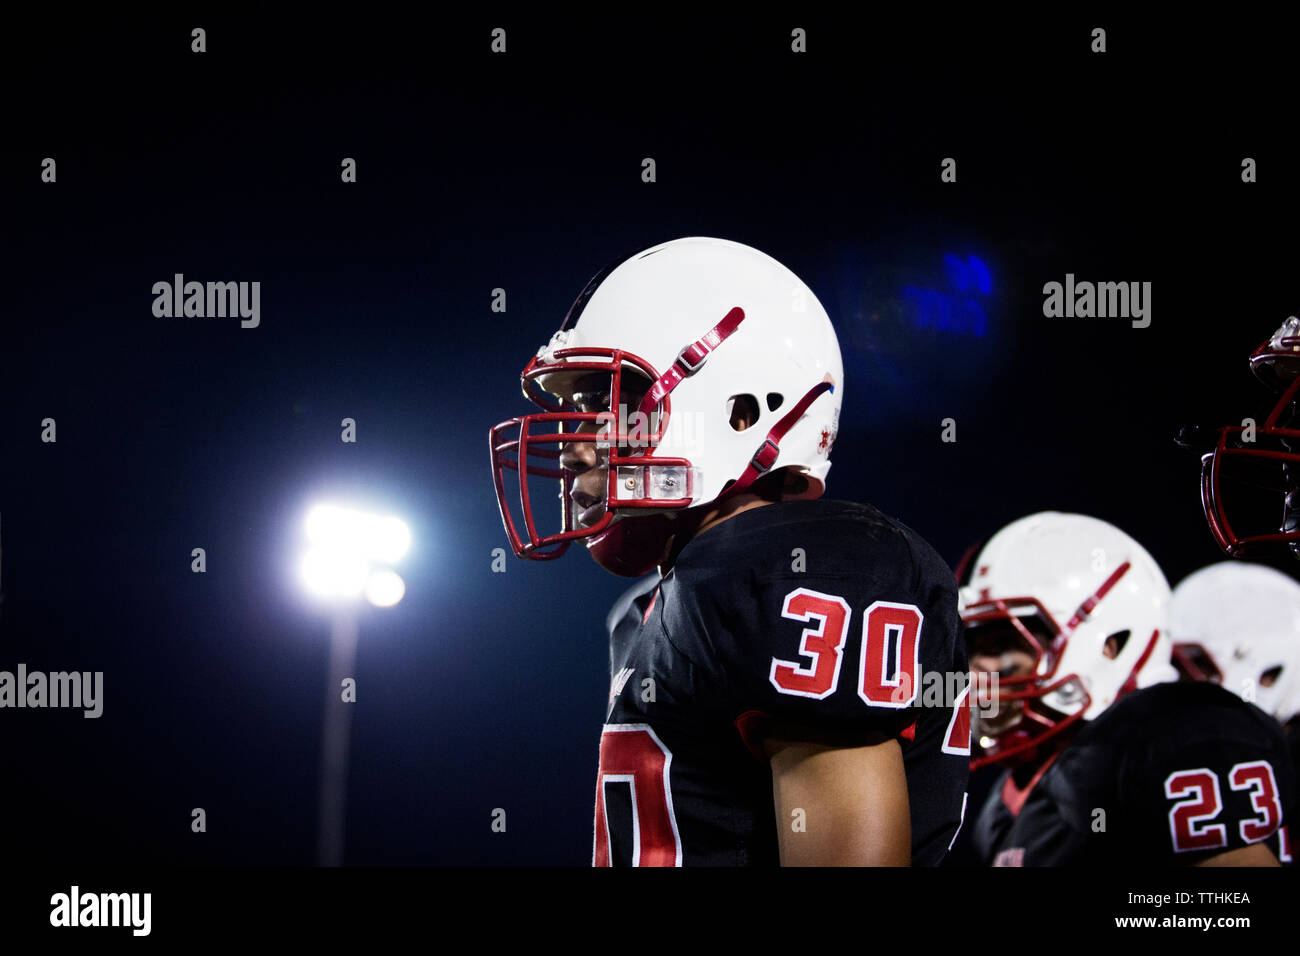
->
[1170, 562, 1300, 725]
[960, 512, 1178, 768]
[490, 237, 844, 575]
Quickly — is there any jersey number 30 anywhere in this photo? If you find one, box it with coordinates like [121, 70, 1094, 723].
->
[769, 587, 969, 756]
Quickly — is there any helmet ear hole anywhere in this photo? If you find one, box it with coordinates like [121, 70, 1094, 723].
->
[727, 394, 760, 432]
[1103, 630, 1131, 660]
[1260, 665, 1283, 688]
[766, 392, 784, 412]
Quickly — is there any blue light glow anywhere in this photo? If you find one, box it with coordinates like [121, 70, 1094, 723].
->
[904, 254, 993, 336]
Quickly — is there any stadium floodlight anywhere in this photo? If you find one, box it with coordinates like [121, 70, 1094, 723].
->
[299, 503, 410, 607]
[364, 568, 406, 608]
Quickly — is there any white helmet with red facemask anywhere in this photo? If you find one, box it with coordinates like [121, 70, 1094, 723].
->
[959, 512, 1178, 770]
[1170, 561, 1300, 726]
[489, 236, 844, 576]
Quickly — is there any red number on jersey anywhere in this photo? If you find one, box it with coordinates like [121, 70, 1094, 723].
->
[858, 601, 923, 709]
[593, 724, 681, 866]
[1165, 768, 1229, 853]
[1165, 768, 1228, 853]
[1164, 761, 1284, 854]
[1229, 760, 1283, 843]
[769, 588, 851, 699]
[942, 680, 972, 756]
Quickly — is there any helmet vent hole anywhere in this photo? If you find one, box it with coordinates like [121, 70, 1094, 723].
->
[727, 394, 760, 432]
[766, 392, 784, 412]
[1103, 630, 1131, 660]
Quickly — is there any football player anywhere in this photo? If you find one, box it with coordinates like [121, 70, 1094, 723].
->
[1170, 561, 1300, 864]
[961, 511, 1293, 866]
[1197, 315, 1300, 558]
[489, 236, 969, 865]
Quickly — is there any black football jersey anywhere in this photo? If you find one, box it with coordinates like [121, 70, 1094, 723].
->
[970, 680, 1297, 866]
[592, 498, 970, 866]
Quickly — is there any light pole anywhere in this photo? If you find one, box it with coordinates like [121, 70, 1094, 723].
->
[318, 608, 359, 868]
[298, 503, 410, 867]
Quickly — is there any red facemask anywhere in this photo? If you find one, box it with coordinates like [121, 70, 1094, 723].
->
[1200, 330, 1300, 557]
[488, 345, 696, 573]
[962, 597, 1092, 770]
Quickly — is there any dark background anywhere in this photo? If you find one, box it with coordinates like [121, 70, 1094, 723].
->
[1, 9, 1296, 866]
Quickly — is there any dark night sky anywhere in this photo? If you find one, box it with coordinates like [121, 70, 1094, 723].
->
[1, 10, 1297, 866]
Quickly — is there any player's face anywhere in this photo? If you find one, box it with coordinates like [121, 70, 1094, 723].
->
[966, 618, 1041, 736]
[557, 372, 650, 530]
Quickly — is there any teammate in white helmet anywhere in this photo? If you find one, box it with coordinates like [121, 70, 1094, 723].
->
[1171, 561, 1300, 863]
[960, 512, 1293, 865]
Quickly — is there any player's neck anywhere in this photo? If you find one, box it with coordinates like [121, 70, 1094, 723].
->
[694, 493, 774, 537]
[658, 494, 775, 575]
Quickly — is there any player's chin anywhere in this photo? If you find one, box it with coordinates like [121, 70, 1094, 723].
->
[975, 705, 1024, 738]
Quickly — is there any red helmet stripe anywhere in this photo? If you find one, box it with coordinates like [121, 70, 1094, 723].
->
[1062, 561, 1131, 635]
[636, 307, 746, 419]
